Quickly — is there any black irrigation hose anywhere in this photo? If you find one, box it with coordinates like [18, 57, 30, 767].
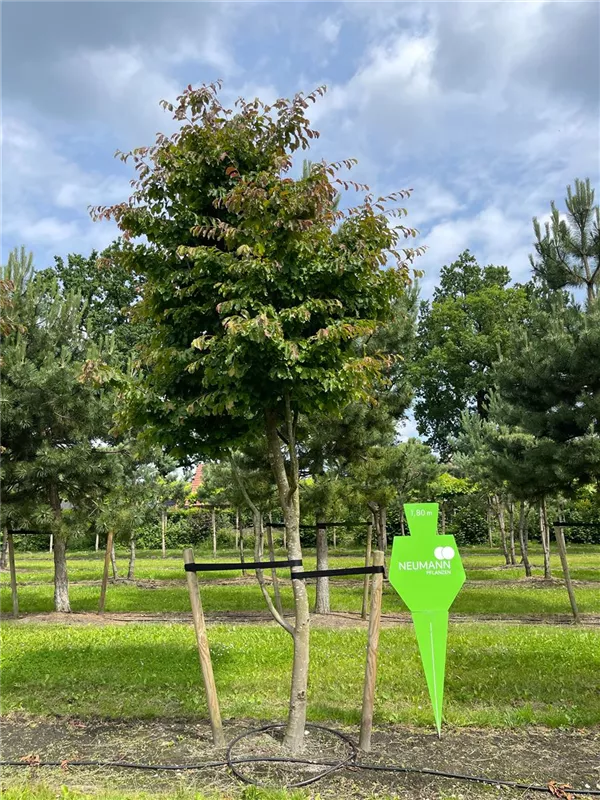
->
[3, 721, 599, 796]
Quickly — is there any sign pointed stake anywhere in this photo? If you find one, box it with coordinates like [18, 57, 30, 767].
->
[388, 503, 465, 736]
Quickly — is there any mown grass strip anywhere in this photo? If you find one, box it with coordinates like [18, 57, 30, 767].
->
[2, 581, 600, 617]
[1, 623, 599, 728]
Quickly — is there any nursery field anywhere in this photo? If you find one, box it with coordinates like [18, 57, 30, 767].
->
[2, 543, 600, 621]
[2, 544, 600, 799]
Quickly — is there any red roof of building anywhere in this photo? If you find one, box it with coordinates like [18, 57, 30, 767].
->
[190, 463, 204, 493]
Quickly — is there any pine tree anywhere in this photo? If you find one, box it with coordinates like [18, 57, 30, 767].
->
[530, 178, 600, 306]
[1, 248, 116, 611]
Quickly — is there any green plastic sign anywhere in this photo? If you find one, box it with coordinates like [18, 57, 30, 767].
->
[388, 503, 465, 735]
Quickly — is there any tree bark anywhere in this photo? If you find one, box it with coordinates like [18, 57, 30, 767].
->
[508, 500, 517, 565]
[266, 405, 310, 754]
[554, 524, 579, 622]
[1, 526, 8, 569]
[266, 517, 284, 617]
[361, 518, 373, 620]
[49, 485, 70, 613]
[53, 535, 71, 612]
[8, 532, 18, 617]
[539, 499, 552, 579]
[110, 540, 118, 579]
[239, 522, 246, 577]
[211, 507, 217, 557]
[49, 534, 54, 553]
[128, 535, 136, 580]
[517, 501, 532, 577]
[161, 508, 167, 558]
[314, 517, 330, 614]
[492, 495, 510, 565]
[235, 509, 240, 551]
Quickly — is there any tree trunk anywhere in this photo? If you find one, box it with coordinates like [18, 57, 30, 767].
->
[128, 535, 136, 580]
[239, 522, 246, 577]
[441, 504, 446, 535]
[266, 406, 310, 754]
[211, 508, 217, 557]
[492, 495, 510, 565]
[1, 526, 8, 569]
[161, 508, 167, 558]
[361, 517, 373, 620]
[49, 534, 54, 553]
[53, 535, 71, 612]
[110, 540, 118, 579]
[235, 509, 240, 550]
[508, 500, 517, 565]
[540, 499, 552, 579]
[266, 518, 284, 617]
[399, 511, 405, 536]
[555, 523, 579, 622]
[314, 517, 330, 615]
[517, 501, 532, 577]
[95, 532, 100, 552]
[49, 485, 70, 613]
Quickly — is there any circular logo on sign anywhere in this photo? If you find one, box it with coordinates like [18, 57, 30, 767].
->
[434, 546, 455, 560]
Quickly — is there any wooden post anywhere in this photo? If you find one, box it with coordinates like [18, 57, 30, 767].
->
[8, 532, 18, 618]
[359, 550, 384, 752]
[161, 508, 167, 559]
[554, 525, 580, 623]
[211, 508, 217, 557]
[98, 530, 114, 614]
[183, 547, 225, 747]
[361, 520, 373, 620]
[49, 534, 53, 553]
[95, 532, 99, 552]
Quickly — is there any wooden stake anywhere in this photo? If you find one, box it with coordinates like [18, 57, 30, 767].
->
[8, 532, 18, 618]
[183, 547, 225, 747]
[359, 550, 384, 752]
[98, 530, 114, 614]
[361, 520, 373, 620]
[554, 525, 580, 623]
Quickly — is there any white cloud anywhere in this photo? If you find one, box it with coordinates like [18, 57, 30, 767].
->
[320, 17, 341, 44]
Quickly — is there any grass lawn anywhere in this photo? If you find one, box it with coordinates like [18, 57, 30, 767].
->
[1, 787, 310, 800]
[2, 580, 599, 617]
[2, 622, 599, 728]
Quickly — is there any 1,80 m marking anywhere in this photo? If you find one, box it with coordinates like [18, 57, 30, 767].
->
[410, 509, 434, 517]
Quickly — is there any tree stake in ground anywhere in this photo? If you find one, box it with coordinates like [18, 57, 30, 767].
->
[388, 503, 465, 735]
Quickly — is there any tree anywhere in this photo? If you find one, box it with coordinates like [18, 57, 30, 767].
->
[40, 242, 150, 366]
[350, 439, 439, 550]
[297, 287, 419, 613]
[530, 178, 600, 306]
[90, 81, 423, 752]
[1, 248, 115, 611]
[413, 250, 530, 458]
[492, 298, 600, 502]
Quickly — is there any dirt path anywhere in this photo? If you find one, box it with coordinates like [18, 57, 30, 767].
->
[4, 609, 598, 627]
[1, 714, 599, 799]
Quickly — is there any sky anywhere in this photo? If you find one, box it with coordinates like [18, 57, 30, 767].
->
[2, 0, 599, 284]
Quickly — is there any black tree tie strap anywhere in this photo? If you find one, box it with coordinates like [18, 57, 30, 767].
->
[185, 559, 303, 573]
[292, 565, 386, 580]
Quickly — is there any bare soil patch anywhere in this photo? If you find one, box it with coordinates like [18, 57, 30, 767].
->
[1, 714, 599, 799]
[4, 609, 599, 627]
